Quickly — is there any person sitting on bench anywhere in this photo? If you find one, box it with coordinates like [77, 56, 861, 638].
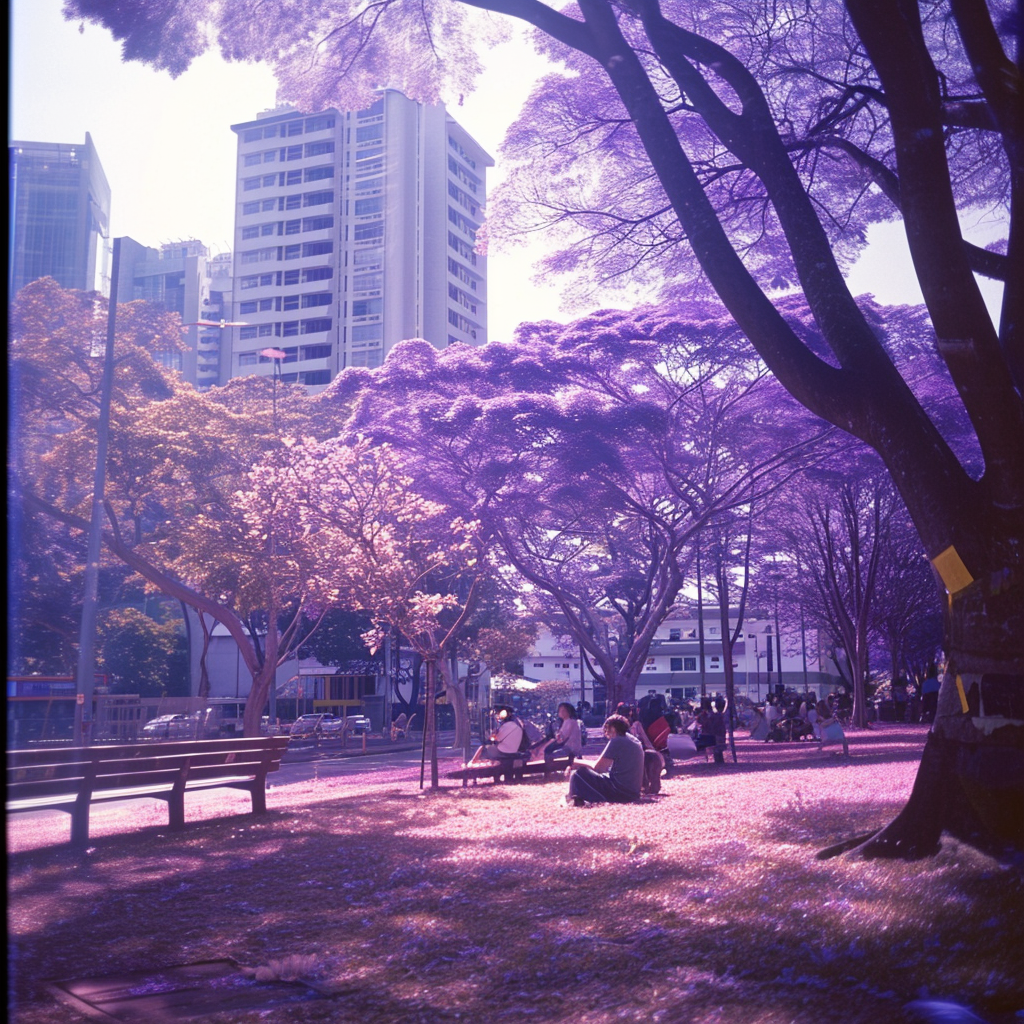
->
[565, 715, 644, 807]
[539, 702, 583, 763]
[469, 706, 525, 764]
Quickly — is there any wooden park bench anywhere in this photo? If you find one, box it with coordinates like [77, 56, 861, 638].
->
[446, 753, 576, 785]
[6, 736, 290, 849]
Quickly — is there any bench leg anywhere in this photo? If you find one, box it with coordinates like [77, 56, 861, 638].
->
[168, 763, 189, 830]
[70, 794, 91, 849]
[70, 767, 96, 848]
[250, 773, 268, 815]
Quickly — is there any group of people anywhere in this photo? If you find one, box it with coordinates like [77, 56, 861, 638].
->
[752, 693, 848, 756]
[467, 692, 736, 807]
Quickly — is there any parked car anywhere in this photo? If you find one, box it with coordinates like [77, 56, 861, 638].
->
[142, 714, 200, 740]
[289, 714, 325, 739]
[289, 713, 347, 739]
[343, 715, 371, 735]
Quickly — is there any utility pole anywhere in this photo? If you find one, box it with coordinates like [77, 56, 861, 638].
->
[74, 236, 120, 746]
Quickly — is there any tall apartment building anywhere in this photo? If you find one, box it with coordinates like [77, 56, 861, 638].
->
[9, 133, 111, 297]
[116, 238, 233, 390]
[227, 90, 491, 388]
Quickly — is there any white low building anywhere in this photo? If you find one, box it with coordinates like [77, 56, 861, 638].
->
[523, 614, 842, 705]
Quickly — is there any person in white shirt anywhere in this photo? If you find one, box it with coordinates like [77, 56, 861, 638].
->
[540, 702, 584, 763]
[469, 706, 524, 763]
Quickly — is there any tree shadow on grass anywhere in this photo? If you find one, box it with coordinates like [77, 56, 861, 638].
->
[9, 778, 1024, 1024]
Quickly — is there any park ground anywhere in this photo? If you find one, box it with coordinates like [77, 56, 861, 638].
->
[7, 724, 1024, 1024]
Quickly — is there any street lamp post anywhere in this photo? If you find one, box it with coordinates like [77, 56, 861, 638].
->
[259, 347, 288, 727]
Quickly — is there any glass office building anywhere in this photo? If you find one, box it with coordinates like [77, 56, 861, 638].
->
[9, 133, 111, 297]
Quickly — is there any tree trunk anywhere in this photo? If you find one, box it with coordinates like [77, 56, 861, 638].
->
[242, 657, 278, 737]
[823, 575, 1024, 860]
[439, 656, 470, 749]
[422, 657, 439, 791]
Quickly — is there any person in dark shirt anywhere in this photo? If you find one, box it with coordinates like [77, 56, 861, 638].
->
[565, 715, 644, 806]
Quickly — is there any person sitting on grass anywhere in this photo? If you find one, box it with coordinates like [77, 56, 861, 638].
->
[816, 699, 849, 757]
[468, 706, 524, 764]
[565, 714, 644, 807]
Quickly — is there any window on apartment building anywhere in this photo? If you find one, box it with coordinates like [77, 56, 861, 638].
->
[301, 344, 331, 360]
[301, 369, 331, 385]
[355, 124, 384, 144]
[258, 298, 273, 311]
[239, 301, 258, 314]
[243, 128, 262, 142]
[305, 141, 335, 157]
[285, 194, 302, 210]
[670, 658, 683, 672]
[261, 223, 276, 236]
[302, 215, 334, 232]
[351, 298, 381, 317]
[285, 170, 302, 185]
[352, 324, 382, 342]
[284, 145, 303, 161]
[283, 295, 299, 311]
[301, 318, 332, 334]
[349, 351, 382, 369]
[282, 321, 299, 336]
[354, 198, 382, 216]
[684, 657, 697, 671]
[285, 120, 303, 136]
[242, 201, 260, 214]
[242, 226, 260, 240]
[243, 177, 262, 191]
[353, 247, 382, 268]
[284, 244, 301, 259]
[239, 326, 258, 340]
[263, 174, 276, 187]
[302, 241, 334, 257]
[285, 220, 301, 234]
[238, 351, 259, 364]
[262, 198, 276, 211]
[262, 150, 276, 163]
[302, 266, 333, 282]
[262, 125, 278, 138]
[301, 293, 332, 308]
[303, 190, 334, 206]
[356, 177, 383, 193]
[240, 247, 278, 264]
[304, 165, 335, 182]
[353, 223, 383, 242]
[283, 269, 300, 285]
[352, 272, 381, 291]
[305, 115, 335, 132]
[244, 153, 262, 167]
[669, 629, 681, 641]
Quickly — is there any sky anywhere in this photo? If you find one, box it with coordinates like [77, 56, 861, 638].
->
[9, 0, 1003, 341]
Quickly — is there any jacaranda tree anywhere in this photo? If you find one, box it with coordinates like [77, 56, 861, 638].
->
[66, 0, 1023, 858]
[328, 304, 826, 710]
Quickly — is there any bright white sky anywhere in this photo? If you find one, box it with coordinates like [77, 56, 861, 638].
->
[9, 0, 1002, 340]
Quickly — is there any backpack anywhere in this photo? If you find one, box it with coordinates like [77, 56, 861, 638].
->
[515, 717, 537, 754]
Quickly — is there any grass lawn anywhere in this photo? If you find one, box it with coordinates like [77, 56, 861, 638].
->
[7, 724, 1023, 1023]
